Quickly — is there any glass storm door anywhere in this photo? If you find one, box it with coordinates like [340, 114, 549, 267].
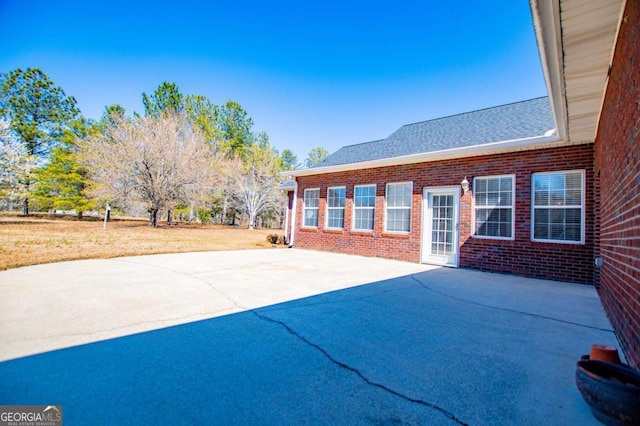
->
[422, 188, 460, 267]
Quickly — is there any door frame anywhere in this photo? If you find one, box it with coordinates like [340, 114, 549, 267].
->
[421, 186, 461, 267]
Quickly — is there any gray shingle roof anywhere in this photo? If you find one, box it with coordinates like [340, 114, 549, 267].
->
[279, 180, 296, 191]
[315, 97, 554, 168]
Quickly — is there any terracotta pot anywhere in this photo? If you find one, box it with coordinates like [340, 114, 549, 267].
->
[575, 359, 640, 425]
[591, 344, 622, 364]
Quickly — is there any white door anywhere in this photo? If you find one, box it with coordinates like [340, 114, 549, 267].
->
[422, 188, 460, 267]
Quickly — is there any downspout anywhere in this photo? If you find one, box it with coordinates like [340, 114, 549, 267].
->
[288, 179, 298, 247]
[283, 192, 290, 243]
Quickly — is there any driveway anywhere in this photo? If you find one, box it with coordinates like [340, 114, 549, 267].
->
[0, 249, 619, 425]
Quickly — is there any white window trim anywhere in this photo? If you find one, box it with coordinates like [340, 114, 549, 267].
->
[302, 188, 320, 228]
[352, 184, 376, 232]
[325, 186, 346, 230]
[384, 181, 413, 234]
[472, 174, 516, 241]
[531, 169, 585, 244]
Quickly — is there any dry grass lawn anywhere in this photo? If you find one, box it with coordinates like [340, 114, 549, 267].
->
[0, 213, 282, 271]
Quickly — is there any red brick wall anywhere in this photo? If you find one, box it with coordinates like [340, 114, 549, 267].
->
[293, 144, 595, 284]
[594, 0, 640, 369]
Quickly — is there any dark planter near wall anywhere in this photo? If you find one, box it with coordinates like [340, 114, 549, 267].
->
[575, 359, 640, 425]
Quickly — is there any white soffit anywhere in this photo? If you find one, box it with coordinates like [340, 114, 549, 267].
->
[560, 0, 625, 144]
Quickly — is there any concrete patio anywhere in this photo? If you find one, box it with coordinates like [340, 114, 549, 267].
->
[0, 249, 619, 424]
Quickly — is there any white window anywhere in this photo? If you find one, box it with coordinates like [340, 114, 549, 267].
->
[353, 184, 376, 231]
[473, 175, 515, 239]
[303, 188, 319, 227]
[385, 182, 412, 233]
[532, 170, 584, 243]
[326, 187, 346, 229]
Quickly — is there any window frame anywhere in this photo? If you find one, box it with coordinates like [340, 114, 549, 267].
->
[531, 170, 585, 244]
[352, 184, 376, 232]
[325, 186, 346, 230]
[385, 181, 413, 234]
[302, 188, 320, 228]
[472, 174, 516, 241]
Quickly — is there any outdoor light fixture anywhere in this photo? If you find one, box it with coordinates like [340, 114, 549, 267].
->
[461, 177, 470, 193]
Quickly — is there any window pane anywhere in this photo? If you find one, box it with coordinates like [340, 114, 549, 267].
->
[403, 184, 412, 201]
[566, 172, 582, 190]
[488, 209, 501, 222]
[386, 183, 411, 232]
[387, 209, 410, 232]
[500, 191, 512, 206]
[534, 175, 549, 191]
[550, 174, 565, 191]
[566, 190, 581, 205]
[326, 187, 345, 228]
[386, 183, 411, 207]
[304, 189, 319, 207]
[535, 190, 549, 206]
[355, 185, 375, 207]
[550, 189, 564, 205]
[327, 209, 344, 228]
[355, 209, 374, 231]
[304, 209, 318, 227]
[487, 222, 499, 236]
[532, 172, 583, 242]
[355, 185, 375, 230]
[500, 178, 512, 191]
[550, 209, 565, 224]
[474, 176, 513, 238]
[534, 224, 548, 240]
[566, 225, 581, 241]
[488, 179, 500, 191]
[566, 208, 581, 224]
[327, 188, 345, 208]
[534, 208, 549, 224]
[551, 224, 565, 240]
[303, 189, 319, 227]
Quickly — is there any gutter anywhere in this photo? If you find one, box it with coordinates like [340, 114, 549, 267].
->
[285, 130, 562, 177]
[530, 0, 569, 143]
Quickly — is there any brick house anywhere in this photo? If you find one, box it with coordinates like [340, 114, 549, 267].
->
[283, 0, 639, 367]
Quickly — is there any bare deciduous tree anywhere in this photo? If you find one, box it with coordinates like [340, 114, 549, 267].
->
[0, 118, 39, 210]
[227, 143, 283, 230]
[81, 113, 219, 226]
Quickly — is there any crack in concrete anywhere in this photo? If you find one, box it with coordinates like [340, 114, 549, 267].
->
[113, 257, 284, 278]
[252, 310, 468, 426]
[410, 274, 614, 333]
[112, 258, 248, 310]
[3, 308, 239, 344]
[6, 259, 253, 346]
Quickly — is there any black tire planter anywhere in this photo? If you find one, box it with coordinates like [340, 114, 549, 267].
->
[575, 359, 640, 425]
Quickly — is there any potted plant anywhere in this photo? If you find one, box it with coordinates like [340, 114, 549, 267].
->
[575, 359, 640, 425]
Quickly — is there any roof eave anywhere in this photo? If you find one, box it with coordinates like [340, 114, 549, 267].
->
[530, 0, 569, 142]
[531, 0, 626, 144]
[283, 132, 563, 177]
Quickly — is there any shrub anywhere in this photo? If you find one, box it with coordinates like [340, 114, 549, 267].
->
[266, 233, 278, 244]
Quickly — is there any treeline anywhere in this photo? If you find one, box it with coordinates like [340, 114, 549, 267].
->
[0, 67, 330, 228]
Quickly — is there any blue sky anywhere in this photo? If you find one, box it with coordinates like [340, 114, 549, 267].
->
[0, 0, 547, 161]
